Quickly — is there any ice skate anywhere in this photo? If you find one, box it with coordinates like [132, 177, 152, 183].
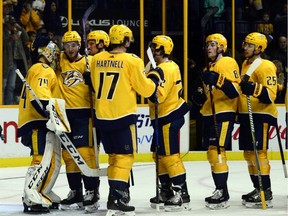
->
[60, 189, 84, 210]
[205, 189, 230, 210]
[164, 185, 191, 212]
[83, 189, 100, 213]
[241, 189, 258, 205]
[244, 188, 273, 208]
[150, 184, 174, 209]
[106, 189, 135, 216]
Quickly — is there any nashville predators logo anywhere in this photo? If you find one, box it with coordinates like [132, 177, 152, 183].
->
[61, 70, 83, 87]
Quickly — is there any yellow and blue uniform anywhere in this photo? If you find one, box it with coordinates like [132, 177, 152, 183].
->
[57, 52, 97, 191]
[238, 58, 277, 191]
[148, 60, 190, 189]
[90, 50, 156, 190]
[201, 56, 240, 193]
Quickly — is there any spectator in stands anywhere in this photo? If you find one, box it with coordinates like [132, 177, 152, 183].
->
[204, 0, 225, 19]
[19, 0, 42, 33]
[257, 11, 273, 43]
[273, 60, 285, 104]
[3, 15, 30, 104]
[273, 1, 287, 39]
[43, 0, 63, 49]
[270, 35, 287, 104]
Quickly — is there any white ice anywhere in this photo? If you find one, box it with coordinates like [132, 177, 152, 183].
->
[0, 160, 287, 216]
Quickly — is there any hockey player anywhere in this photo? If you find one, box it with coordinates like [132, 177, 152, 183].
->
[18, 37, 61, 213]
[238, 32, 277, 208]
[57, 30, 99, 212]
[147, 35, 191, 211]
[90, 24, 163, 216]
[87, 30, 110, 55]
[197, 33, 241, 209]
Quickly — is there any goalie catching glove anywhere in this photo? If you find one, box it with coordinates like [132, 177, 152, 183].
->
[147, 67, 165, 87]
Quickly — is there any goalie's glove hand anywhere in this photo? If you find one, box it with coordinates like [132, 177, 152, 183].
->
[240, 81, 263, 97]
[147, 67, 165, 87]
[83, 71, 92, 86]
[202, 71, 225, 88]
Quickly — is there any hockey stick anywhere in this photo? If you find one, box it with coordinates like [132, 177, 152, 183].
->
[147, 47, 160, 211]
[242, 58, 266, 209]
[16, 69, 107, 177]
[275, 123, 288, 178]
[81, 0, 100, 168]
[203, 50, 222, 163]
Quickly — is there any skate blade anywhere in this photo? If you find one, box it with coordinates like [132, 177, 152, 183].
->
[84, 202, 100, 213]
[205, 201, 230, 210]
[245, 200, 273, 208]
[106, 209, 135, 216]
[150, 203, 164, 209]
[60, 203, 84, 211]
[164, 202, 191, 212]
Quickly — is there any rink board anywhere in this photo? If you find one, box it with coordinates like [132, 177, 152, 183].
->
[0, 105, 287, 167]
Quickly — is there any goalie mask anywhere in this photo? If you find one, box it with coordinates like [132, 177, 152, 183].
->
[87, 30, 110, 47]
[38, 41, 58, 64]
[243, 32, 267, 52]
[206, 33, 227, 52]
[151, 35, 174, 55]
[109, 25, 134, 45]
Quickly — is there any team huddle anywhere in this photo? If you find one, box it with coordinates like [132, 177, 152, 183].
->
[17, 23, 278, 215]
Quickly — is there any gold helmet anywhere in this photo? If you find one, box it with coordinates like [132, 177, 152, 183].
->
[206, 33, 227, 52]
[244, 32, 267, 52]
[109, 25, 134, 44]
[87, 30, 110, 47]
[62, 31, 81, 44]
[151, 35, 174, 55]
[38, 41, 58, 63]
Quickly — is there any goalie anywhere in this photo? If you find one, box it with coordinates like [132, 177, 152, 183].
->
[18, 35, 62, 213]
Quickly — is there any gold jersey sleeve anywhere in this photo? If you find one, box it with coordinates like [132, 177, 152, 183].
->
[238, 59, 278, 118]
[57, 52, 91, 109]
[90, 51, 156, 129]
[148, 60, 190, 124]
[18, 63, 59, 135]
[201, 56, 241, 116]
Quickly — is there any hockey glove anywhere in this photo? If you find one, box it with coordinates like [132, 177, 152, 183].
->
[202, 71, 225, 88]
[191, 87, 207, 107]
[83, 71, 92, 86]
[240, 81, 263, 97]
[147, 67, 165, 87]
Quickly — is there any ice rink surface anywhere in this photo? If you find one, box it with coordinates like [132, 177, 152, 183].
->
[0, 160, 287, 216]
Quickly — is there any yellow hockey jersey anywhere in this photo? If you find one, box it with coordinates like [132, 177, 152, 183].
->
[148, 60, 189, 125]
[90, 51, 156, 130]
[18, 63, 59, 136]
[201, 56, 241, 121]
[57, 52, 92, 117]
[238, 58, 278, 119]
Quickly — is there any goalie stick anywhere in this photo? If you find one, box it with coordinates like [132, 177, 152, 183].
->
[16, 69, 107, 177]
[242, 58, 266, 210]
[147, 47, 160, 211]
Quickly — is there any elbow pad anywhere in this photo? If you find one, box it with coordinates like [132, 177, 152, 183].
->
[221, 80, 239, 99]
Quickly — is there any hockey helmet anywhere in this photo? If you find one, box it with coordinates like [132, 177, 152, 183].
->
[109, 25, 134, 44]
[151, 35, 174, 55]
[206, 33, 227, 52]
[243, 32, 267, 52]
[62, 31, 81, 44]
[87, 30, 110, 47]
